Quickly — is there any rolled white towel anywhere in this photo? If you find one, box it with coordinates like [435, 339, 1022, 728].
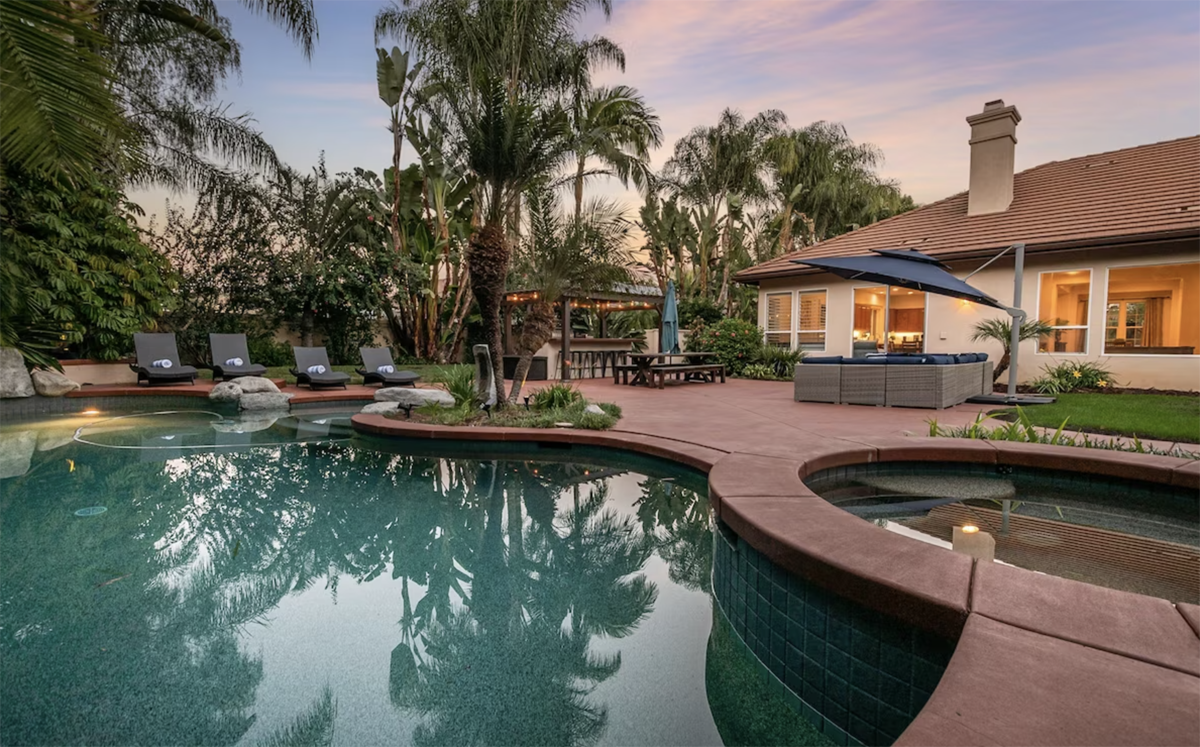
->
[377, 365, 395, 374]
[306, 365, 327, 375]
[152, 359, 173, 369]
[225, 357, 244, 367]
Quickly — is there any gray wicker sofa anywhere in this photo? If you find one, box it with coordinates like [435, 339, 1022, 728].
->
[794, 353, 993, 409]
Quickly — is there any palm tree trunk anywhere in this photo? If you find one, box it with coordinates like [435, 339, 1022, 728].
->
[574, 157, 586, 221]
[778, 203, 793, 255]
[507, 301, 555, 403]
[717, 210, 733, 309]
[468, 223, 510, 405]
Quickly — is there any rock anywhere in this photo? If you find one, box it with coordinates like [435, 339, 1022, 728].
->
[583, 404, 606, 416]
[0, 430, 36, 478]
[0, 348, 35, 399]
[209, 381, 243, 403]
[361, 402, 401, 415]
[36, 428, 75, 452]
[233, 376, 279, 394]
[374, 387, 455, 408]
[238, 392, 294, 411]
[31, 369, 81, 397]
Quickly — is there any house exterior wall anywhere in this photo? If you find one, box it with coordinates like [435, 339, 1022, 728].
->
[755, 238, 1200, 391]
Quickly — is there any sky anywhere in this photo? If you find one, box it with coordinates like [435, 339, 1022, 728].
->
[132, 0, 1200, 222]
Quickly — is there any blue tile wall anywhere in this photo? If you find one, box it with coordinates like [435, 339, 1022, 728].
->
[713, 521, 955, 747]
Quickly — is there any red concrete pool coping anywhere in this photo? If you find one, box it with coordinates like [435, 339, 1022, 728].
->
[350, 378, 1199, 747]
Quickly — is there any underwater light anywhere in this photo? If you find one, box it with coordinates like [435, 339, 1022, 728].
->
[961, 525, 979, 534]
[81, 409, 100, 416]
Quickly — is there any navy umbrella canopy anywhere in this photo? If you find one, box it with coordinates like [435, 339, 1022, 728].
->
[791, 249, 1004, 309]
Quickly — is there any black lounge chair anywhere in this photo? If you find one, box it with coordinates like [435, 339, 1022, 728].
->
[290, 347, 350, 389]
[356, 347, 420, 388]
[209, 333, 268, 381]
[130, 333, 198, 386]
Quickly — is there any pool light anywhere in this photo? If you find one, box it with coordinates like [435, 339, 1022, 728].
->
[961, 524, 979, 534]
[81, 409, 100, 416]
[953, 524, 995, 562]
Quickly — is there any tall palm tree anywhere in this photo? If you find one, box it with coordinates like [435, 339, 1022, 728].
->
[566, 84, 661, 220]
[661, 108, 786, 308]
[506, 189, 631, 403]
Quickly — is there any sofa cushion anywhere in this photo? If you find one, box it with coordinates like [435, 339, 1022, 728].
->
[974, 352, 989, 362]
[924, 354, 957, 365]
[954, 353, 978, 363]
[886, 354, 928, 364]
[802, 356, 843, 365]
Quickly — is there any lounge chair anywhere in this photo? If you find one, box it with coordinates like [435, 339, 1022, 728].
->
[355, 347, 420, 388]
[290, 347, 350, 389]
[130, 333, 198, 386]
[209, 333, 268, 381]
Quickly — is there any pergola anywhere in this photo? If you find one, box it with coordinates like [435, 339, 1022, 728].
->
[502, 283, 664, 380]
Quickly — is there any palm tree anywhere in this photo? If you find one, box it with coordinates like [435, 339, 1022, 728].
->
[661, 108, 786, 308]
[970, 317, 1054, 383]
[567, 85, 662, 220]
[505, 189, 631, 403]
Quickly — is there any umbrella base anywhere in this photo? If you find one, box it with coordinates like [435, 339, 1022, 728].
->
[966, 394, 1057, 406]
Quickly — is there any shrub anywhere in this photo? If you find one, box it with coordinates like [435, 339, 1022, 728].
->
[529, 383, 582, 410]
[687, 317, 763, 375]
[677, 298, 723, 329]
[437, 365, 477, 406]
[756, 344, 802, 379]
[740, 363, 777, 380]
[246, 336, 293, 367]
[1030, 360, 1117, 394]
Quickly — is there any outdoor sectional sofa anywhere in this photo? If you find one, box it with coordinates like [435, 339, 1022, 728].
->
[794, 353, 993, 409]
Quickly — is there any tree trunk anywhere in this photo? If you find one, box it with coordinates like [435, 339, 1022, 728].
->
[574, 157, 586, 221]
[300, 308, 315, 348]
[467, 223, 510, 407]
[717, 210, 733, 310]
[993, 350, 1010, 384]
[778, 203, 793, 255]
[507, 301, 555, 403]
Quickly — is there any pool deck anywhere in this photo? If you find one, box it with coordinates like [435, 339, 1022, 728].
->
[350, 377, 1200, 747]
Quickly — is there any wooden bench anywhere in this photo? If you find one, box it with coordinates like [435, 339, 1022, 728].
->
[613, 364, 640, 385]
[650, 363, 725, 388]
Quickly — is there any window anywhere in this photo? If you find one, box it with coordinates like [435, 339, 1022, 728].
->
[1038, 270, 1091, 354]
[1105, 262, 1199, 355]
[765, 292, 792, 348]
[797, 291, 827, 351]
[851, 286, 925, 356]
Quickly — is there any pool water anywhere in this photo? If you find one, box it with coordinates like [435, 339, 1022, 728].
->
[0, 411, 823, 747]
[809, 465, 1199, 604]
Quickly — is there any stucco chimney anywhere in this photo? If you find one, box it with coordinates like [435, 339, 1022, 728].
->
[966, 99, 1021, 215]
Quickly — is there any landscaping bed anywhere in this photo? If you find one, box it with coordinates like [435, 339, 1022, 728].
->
[990, 393, 1200, 444]
[388, 400, 622, 430]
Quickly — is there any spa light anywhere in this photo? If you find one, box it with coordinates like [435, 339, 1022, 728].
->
[961, 524, 979, 534]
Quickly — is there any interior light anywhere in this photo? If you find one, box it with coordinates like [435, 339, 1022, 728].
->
[961, 525, 979, 534]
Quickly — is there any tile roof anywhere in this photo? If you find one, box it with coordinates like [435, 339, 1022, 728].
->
[736, 135, 1200, 283]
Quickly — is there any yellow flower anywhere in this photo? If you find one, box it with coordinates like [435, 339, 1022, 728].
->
[1072, 370, 1082, 378]
[1098, 380, 1108, 387]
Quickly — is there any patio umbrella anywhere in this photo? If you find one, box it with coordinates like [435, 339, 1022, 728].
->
[790, 249, 1005, 309]
[661, 280, 680, 354]
[792, 246, 1049, 404]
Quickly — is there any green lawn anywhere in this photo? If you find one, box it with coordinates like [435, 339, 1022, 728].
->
[198, 364, 470, 386]
[997, 393, 1200, 444]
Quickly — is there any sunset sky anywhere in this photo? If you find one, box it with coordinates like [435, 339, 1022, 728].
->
[134, 0, 1200, 220]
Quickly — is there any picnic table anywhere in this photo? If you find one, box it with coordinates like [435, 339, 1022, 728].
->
[616, 352, 726, 388]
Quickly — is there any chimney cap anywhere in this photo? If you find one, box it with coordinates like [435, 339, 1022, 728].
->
[983, 99, 1006, 111]
[967, 99, 1021, 126]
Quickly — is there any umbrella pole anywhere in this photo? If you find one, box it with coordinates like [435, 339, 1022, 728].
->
[1006, 243, 1026, 399]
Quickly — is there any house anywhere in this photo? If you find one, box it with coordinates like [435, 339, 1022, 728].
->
[735, 101, 1200, 391]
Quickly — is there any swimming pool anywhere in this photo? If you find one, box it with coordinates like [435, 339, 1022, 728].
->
[0, 411, 824, 746]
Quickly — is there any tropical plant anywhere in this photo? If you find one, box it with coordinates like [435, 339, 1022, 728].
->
[638, 194, 695, 292]
[661, 108, 787, 308]
[505, 189, 632, 402]
[676, 297, 723, 329]
[438, 364, 477, 406]
[0, 167, 176, 366]
[755, 344, 802, 379]
[969, 317, 1055, 382]
[739, 363, 776, 380]
[1031, 360, 1118, 395]
[528, 382, 583, 410]
[686, 317, 762, 376]
[566, 85, 661, 219]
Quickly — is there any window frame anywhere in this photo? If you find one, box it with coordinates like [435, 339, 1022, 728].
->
[1101, 260, 1200, 358]
[1035, 268, 1093, 356]
[764, 290, 796, 350]
[795, 288, 829, 353]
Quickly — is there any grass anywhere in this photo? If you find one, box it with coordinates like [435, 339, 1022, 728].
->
[198, 364, 471, 386]
[402, 400, 622, 431]
[994, 393, 1200, 444]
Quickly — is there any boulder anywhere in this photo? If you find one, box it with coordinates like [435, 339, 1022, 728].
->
[36, 428, 76, 452]
[31, 368, 82, 397]
[209, 381, 243, 403]
[238, 392, 294, 411]
[583, 404, 606, 416]
[374, 387, 455, 408]
[361, 402, 401, 415]
[233, 376, 279, 394]
[0, 348, 35, 399]
[0, 430, 36, 479]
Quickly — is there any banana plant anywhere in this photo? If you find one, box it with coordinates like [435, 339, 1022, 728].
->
[376, 46, 425, 256]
